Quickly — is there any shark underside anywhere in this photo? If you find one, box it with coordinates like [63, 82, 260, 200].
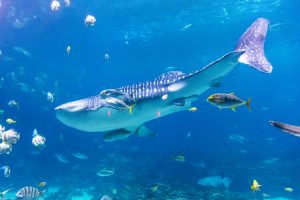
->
[55, 18, 273, 141]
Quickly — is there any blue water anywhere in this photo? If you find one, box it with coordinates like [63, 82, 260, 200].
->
[1, 0, 300, 199]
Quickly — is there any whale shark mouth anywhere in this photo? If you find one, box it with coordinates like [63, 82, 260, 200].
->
[55, 99, 89, 112]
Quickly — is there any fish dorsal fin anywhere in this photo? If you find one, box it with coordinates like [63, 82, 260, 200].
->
[32, 129, 38, 137]
[229, 92, 235, 95]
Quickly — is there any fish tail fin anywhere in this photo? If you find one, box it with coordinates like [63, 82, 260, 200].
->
[0, 188, 14, 197]
[235, 18, 272, 73]
[223, 177, 231, 188]
[129, 105, 134, 115]
[246, 98, 251, 112]
[32, 129, 38, 137]
[39, 190, 47, 197]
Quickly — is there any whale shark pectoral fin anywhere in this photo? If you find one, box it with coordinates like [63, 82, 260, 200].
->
[135, 125, 156, 137]
[103, 129, 134, 142]
[123, 125, 156, 138]
[102, 125, 156, 141]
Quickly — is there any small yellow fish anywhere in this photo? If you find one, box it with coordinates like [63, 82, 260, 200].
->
[129, 105, 134, 115]
[38, 182, 47, 187]
[173, 155, 185, 162]
[250, 179, 261, 192]
[6, 118, 16, 124]
[284, 187, 293, 192]
[188, 107, 198, 112]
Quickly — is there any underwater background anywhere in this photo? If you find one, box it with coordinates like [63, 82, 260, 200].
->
[1, 0, 300, 199]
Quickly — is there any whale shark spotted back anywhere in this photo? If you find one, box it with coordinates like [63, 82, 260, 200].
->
[117, 18, 272, 102]
[118, 71, 187, 101]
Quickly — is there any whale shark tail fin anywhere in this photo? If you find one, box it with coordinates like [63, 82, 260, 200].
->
[235, 18, 272, 73]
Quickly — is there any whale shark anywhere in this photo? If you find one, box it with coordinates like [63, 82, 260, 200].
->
[55, 18, 273, 141]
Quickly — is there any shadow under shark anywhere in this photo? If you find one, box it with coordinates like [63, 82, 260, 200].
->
[55, 18, 273, 142]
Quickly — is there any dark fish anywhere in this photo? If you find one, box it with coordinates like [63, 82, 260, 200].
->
[16, 186, 44, 199]
[269, 121, 300, 136]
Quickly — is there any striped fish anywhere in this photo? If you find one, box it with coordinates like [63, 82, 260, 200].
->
[207, 93, 251, 112]
[16, 186, 44, 199]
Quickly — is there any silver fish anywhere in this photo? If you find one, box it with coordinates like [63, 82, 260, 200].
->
[13, 46, 31, 57]
[97, 169, 115, 177]
[228, 134, 246, 143]
[100, 89, 135, 110]
[71, 152, 88, 160]
[0, 142, 12, 154]
[32, 129, 46, 148]
[54, 154, 69, 164]
[197, 176, 231, 188]
[1, 166, 10, 178]
[8, 100, 19, 109]
[181, 23, 192, 31]
[1, 129, 20, 145]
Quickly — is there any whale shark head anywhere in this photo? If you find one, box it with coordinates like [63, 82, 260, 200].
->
[55, 96, 110, 132]
[55, 99, 90, 130]
[55, 93, 139, 132]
